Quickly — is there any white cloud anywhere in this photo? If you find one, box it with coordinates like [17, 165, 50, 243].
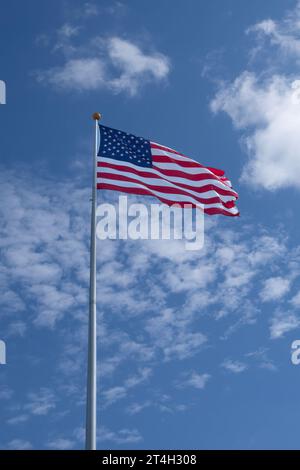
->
[102, 368, 152, 407]
[126, 395, 188, 415]
[37, 58, 106, 91]
[247, 2, 300, 59]
[30, 285, 76, 327]
[6, 321, 27, 337]
[99, 426, 142, 444]
[36, 36, 170, 96]
[249, 19, 277, 37]
[126, 401, 151, 415]
[6, 439, 33, 450]
[221, 359, 247, 373]
[1, 165, 298, 437]
[5, 387, 60, 431]
[183, 372, 211, 390]
[246, 348, 277, 372]
[47, 438, 75, 450]
[211, 2, 300, 191]
[107, 37, 170, 95]
[24, 388, 57, 416]
[0, 387, 14, 400]
[163, 262, 216, 293]
[270, 312, 300, 339]
[83, 3, 99, 17]
[290, 290, 300, 307]
[7, 414, 29, 425]
[0, 171, 91, 328]
[260, 276, 291, 302]
[58, 23, 80, 39]
[145, 308, 207, 361]
[211, 73, 300, 190]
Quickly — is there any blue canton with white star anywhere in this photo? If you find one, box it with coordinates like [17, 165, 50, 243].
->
[98, 125, 152, 168]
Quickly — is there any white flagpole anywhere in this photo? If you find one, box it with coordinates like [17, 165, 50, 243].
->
[86, 112, 101, 450]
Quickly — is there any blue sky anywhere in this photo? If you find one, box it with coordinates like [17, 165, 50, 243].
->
[1, 0, 300, 450]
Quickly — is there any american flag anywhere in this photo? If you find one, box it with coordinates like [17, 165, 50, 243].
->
[97, 125, 239, 217]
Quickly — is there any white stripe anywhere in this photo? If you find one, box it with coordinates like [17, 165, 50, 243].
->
[150, 146, 226, 182]
[153, 161, 216, 175]
[98, 167, 236, 203]
[99, 178, 238, 215]
[222, 179, 232, 188]
[151, 148, 227, 180]
[150, 141, 183, 154]
[100, 155, 214, 176]
[150, 148, 194, 163]
[98, 158, 238, 196]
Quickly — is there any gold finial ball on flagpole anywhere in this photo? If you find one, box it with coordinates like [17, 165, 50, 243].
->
[92, 112, 102, 121]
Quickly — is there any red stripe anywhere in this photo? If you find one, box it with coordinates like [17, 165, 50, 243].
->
[152, 155, 225, 177]
[150, 142, 186, 156]
[207, 167, 225, 177]
[99, 172, 236, 208]
[152, 155, 205, 168]
[204, 207, 240, 217]
[99, 161, 158, 179]
[151, 145, 226, 177]
[168, 181, 237, 198]
[152, 165, 237, 192]
[98, 183, 239, 216]
[97, 165, 238, 199]
[97, 161, 238, 198]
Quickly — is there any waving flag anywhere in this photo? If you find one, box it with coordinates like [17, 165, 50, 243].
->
[97, 125, 239, 216]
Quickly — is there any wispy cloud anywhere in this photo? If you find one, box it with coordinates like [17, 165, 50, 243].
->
[6, 439, 33, 450]
[221, 359, 248, 374]
[24, 388, 57, 416]
[126, 395, 188, 415]
[247, 2, 300, 60]
[270, 312, 300, 339]
[245, 348, 277, 371]
[7, 414, 29, 426]
[180, 372, 211, 390]
[99, 426, 142, 444]
[46, 438, 75, 450]
[0, 387, 14, 401]
[1, 164, 299, 446]
[102, 368, 152, 408]
[260, 276, 291, 302]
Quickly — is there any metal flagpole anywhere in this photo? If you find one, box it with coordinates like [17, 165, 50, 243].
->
[86, 112, 101, 450]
